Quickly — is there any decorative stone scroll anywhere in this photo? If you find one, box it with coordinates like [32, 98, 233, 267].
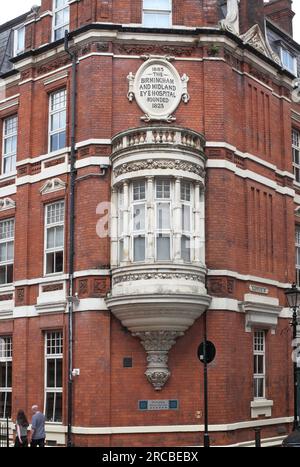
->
[220, 0, 240, 35]
[127, 57, 190, 122]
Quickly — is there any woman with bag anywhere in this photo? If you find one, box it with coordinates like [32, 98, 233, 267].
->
[14, 410, 29, 448]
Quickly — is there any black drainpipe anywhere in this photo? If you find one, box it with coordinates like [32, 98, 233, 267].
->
[64, 30, 77, 448]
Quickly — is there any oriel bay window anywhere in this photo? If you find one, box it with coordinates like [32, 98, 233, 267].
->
[45, 332, 63, 423]
[0, 336, 12, 419]
[45, 201, 65, 275]
[117, 178, 199, 265]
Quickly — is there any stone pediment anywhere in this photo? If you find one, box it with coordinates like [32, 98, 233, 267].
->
[0, 198, 16, 211]
[240, 24, 281, 65]
[40, 177, 66, 195]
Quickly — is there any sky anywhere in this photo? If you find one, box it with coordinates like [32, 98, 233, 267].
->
[0, 0, 299, 43]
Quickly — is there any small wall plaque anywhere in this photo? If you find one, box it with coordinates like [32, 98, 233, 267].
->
[249, 285, 269, 295]
[139, 400, 179, 411]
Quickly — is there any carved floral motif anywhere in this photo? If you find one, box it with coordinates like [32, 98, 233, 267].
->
[114, 159, 205, 178]
[113, 272, 203, 286]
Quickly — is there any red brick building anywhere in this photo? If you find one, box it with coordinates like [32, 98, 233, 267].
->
[0, 0, 300, 447]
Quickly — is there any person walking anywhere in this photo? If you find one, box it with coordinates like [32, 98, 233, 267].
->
[14, 410, 29, 448]
[30, 405, 46, 448]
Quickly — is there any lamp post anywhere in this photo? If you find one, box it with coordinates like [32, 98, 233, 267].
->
[284, 283, 300, 432]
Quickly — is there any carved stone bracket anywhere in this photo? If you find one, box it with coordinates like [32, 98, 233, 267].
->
[133, 331, 184, 390]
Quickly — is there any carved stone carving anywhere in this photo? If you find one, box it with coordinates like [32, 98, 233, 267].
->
[0, 198, 16, 211]
[16, 288, 25, 305]
[94, 279, 107, 296]
[220, 0, 240, 35]
[127, 58, 190, 122]
[42, 283, 64, 293]
[40, 178, 66, 195]
[114, 159, 205, 178]
[36, 56, 70, 76]
[133, 331, 183, 390]
[113, 272, 203, 286]
[240, 24, 281, 65]
[115, 43, 197, 57]
[79, 279, 89, 296]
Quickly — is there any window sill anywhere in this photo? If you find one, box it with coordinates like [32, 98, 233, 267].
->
[251, 399, 273, 419]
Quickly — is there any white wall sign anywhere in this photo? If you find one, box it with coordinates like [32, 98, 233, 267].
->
[249, 285, 269, 295]
[127, 58, 190, 122]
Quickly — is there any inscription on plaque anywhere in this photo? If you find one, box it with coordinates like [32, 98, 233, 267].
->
[127, 58, 190, 122]
[139, 400, 179, 411]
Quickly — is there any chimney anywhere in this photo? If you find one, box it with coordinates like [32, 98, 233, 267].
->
[239, 0, 266, 34]
[264, 0, 295, 36]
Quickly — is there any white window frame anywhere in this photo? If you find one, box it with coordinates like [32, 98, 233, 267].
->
[13, 25, 25, 57]
[181, 181, 193, 262]
[155, 179, 172, 262]
[143, 0, 172, 28]
[131, 181, 147, 263]
[280, 47, 297, 75]
[2, 115, 18, 175]
[293, 129, 300, 184]
[0, 219, 14, 286]
[253, 330, 266, 400]
[0, 336, 12, 420]
[44, 201, 65, 276]
[48, 89, 67, 153]
[44, 332, 63, 423]
[52, 0, 70, 42]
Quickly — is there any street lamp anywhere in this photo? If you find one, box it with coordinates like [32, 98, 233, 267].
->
[282, 283, 300, 447]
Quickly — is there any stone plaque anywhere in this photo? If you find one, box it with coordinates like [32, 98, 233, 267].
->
[249, 284, 269, 295]
[139, 400, 179, 411]
[127, 58, 190, 122]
